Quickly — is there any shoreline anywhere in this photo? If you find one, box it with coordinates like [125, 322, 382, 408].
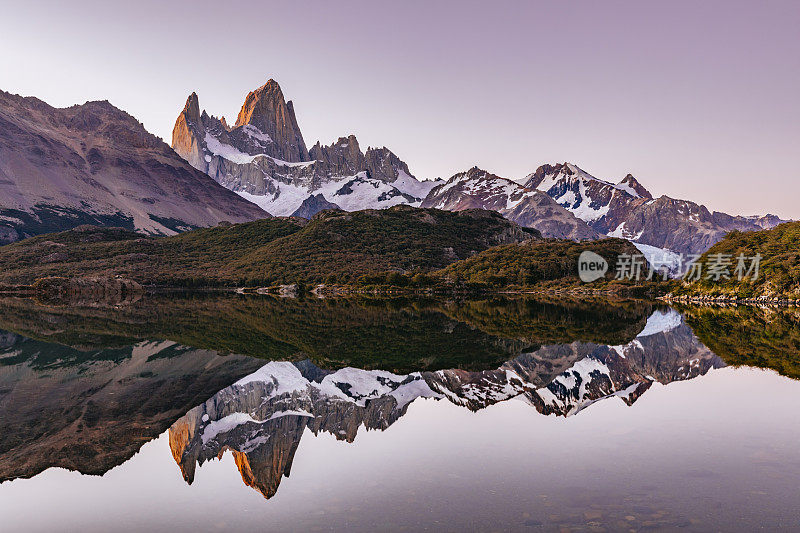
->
[661, 294, 800, 307]
[1, 278, 663, 302]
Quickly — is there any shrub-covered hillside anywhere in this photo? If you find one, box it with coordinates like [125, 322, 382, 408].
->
[431, 237, 648, 290]
[0, 206, 537, 286]
[677, 221, 800, 298]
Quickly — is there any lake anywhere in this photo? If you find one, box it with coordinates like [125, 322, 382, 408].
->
[1, 294, 799, 532]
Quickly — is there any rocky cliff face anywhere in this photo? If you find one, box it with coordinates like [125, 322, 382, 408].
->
[421, 167, 600, 240]
[606, 196, 733, 256]
[525, 162, 789, 255]
[290, 193, 341, 219]
[172, 80, 439, 217]
[234, 80, 309, 163]
[168, 308, 723, 499]
[0, 90, 268, 244]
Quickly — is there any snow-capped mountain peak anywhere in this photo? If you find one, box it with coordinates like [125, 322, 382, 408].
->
[619, 173, 653, 199]
[421, 167, 600, 240]
[523, 162, 644, 223]
[172, 80, 438, 218]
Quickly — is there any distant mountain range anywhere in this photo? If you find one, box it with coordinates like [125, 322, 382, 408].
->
[420, 166, 600, 241]
[0, 80, 787, 256]
[523, 163, 785, 255]
[171, 79, 787, 254]
[0, 90, 267, 244]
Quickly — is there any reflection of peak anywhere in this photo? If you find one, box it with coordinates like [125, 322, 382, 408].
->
[168, 360, 441, 498]
[428, 318, 722, 416]
[169, 315, 724, 498]
[636, 309, 683, 338]
[0, 338, 264, 483]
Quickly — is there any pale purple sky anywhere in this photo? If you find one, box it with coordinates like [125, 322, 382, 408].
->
[1, 1, 798, 218]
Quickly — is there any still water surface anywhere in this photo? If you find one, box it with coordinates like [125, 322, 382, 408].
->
[0, 295, 798, 532]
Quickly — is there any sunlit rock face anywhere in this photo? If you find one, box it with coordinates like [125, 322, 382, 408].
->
[0, 337, 264, 482]
[172, 80, 438, 217]
[169, 309, 724, 499]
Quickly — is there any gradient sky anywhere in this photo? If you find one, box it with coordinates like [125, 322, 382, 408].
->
[1, 1, 798, 218]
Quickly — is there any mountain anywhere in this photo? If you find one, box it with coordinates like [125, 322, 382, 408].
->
[0, 90, 268, 245]
[0, 206, 538, 286]
[170, 80, 786, 253]
[172, 80, 440, 216]
[525, 162, 788, 255]
[420, 167, 600, 240]
[524, 163, 650, 226]
[289, 193, 340, 218]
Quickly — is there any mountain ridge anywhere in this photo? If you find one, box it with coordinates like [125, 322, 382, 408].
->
[172, 83, 439, 218]
[523, 162, 788, 255]
[0, 89, 268, 244]
[421, 166, 600, 241]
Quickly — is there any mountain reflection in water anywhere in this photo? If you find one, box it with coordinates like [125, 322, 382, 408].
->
[1, 295, 799, 532]
[168, 308, 722, 499]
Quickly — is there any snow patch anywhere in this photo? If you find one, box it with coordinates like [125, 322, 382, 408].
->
[392, 169, 439, 199]
[637, 309, 683, 338]
[632, 242, 684, 277]
[201, 412, 262, 444]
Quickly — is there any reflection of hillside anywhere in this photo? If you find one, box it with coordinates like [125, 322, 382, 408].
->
[170, 309, 724, 500]
[439, 297, 653, 346]
[681, 305, 800, 380]
[0, 294, 651, 372]
[0, 336, 264, 482]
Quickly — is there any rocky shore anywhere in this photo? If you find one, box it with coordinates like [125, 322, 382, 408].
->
[662, 293, 800, 307]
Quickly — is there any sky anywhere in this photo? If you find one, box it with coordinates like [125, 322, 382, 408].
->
[1, 0, 798, 218]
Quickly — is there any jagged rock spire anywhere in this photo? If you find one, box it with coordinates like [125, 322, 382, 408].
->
[234, 80, 309, 162]
[172, 92, 207, 170]
[182, 92, 201, 124]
